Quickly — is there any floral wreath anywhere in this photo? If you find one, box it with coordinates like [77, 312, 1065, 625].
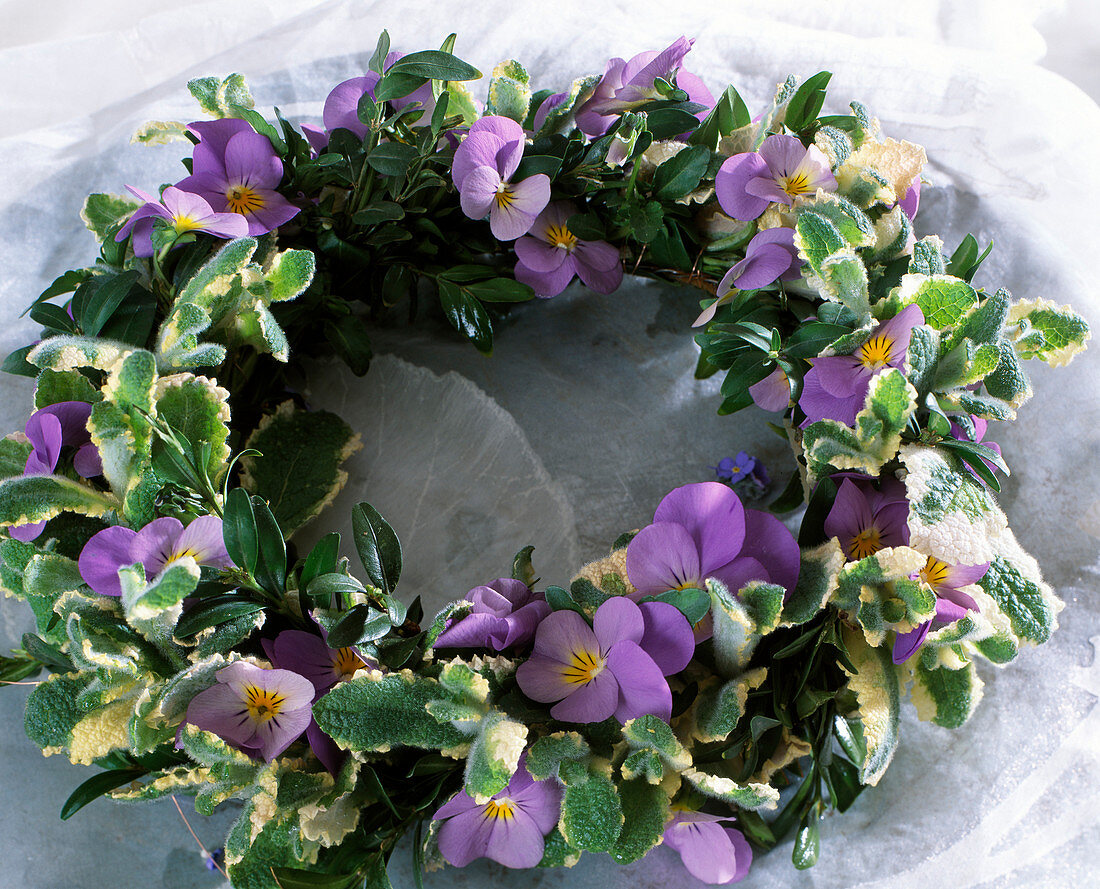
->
[0, 31, 1089, 889]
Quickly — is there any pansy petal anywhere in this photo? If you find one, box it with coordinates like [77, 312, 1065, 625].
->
[709, 555, 769, 596]
[240, 190, 301, 235]
[549, 667, 619, 723]
[798, 366, 866, 428]
[490, 175, 550, 241]
[271, 629, 340, 692]
[173, 515, 232, 568]
[72, 443, 103, 478]
[130, 516, 185, 577]
[607, 641, 671, 723]
[892, 621, 931, 664]
[593, 596, 644, 648]
[749, 367, 790, 412]
[625, 522, 703, 594]
[437, 806, 495, 867]
[639, 601, 695, 675]
[252, 701, 312, 760]
[24, 412, 63, 474]
[515, 655, 579, 704]
[482, 808, 547, 868]
[934, 598, 970, 623]
[872, 501, 911, 548]
[812, 355, 869, 398]
[434, 612, 508, 650]
[714, 152, 770, 221]
[452, 132, 508, 190]
[188, 118, 253, 159]
[731, 242, 796, 291]
[738, 509, 800, 594]
[202, 212, 252, 239]
[531, 609, 598, 663]
[877, 303, 925, 368]
[305, 718, 345, 775]
[653, 482, 746, 574]
[183, 681, 257, 747]
[744, 175, 794, 206]
[824, 479, 875, 543]
[574, 250, 624, 294]
[665, 819, 744, 885]
[510, 773, 562, 834]
[458, 166, 501, 219]
[78, 525, 138, 596]
[224, 131, 284, 189]
[434, 788, 480, 821]
[944, 561, 990, 590]
[899, 179, 921, 221]
[322, 76, 379, 138]
[9, 521, 46, 542]
[514, 235, 569, 273]
[493, 600, 551, 649]
[515, 256, 578, 298]
[759, 133, 808, 178]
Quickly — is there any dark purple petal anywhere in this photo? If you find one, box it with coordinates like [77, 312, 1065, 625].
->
[728, 243, 796, 291]
[715, 152, 770, 221]
[532, 91, 566, 132]
[434, 788, 480, 821]
[798, 366, 866, 427]
[892, 620, 931, 664]
[437, 805, 496, 866]
[812, 356, 869, 398]
[708, 555, 768, 596]
[72, 443, 103, 478]
[638, 601, 695, 675]
[574, 57, 627, 136]
[737, 509, 800, 594]
[492, 600, 551, 649]
[873, 501, 911, 548]
[270, 629, 341, 693]
[301, 124, 328, 154]
[32, 400, 92, 450]
[824, 479, 874, 543]
[934, 598, 969, 623]
[653, 482, 746, 576]
[515, 256, 578, 298]
[592, 596, 644, 649]
[573, 251, 623, 295]
[188, 118, 253, 162]
[23, 412, 63, 474]
[78, 525, 138, 596]
[509, 771, 562, 835]
[572, 237, 621, 272]
[10, 521, 46, 542]
[625, 522, 703, 594]
[550, 666, 619, 723]
[899, 179, 921, 221]
[607, 641, 671, 723]
[877, 303, 925, 369]
[237, 190, 301, 236]
[305, 718, 346, 775]
[434, 613, 509, 650]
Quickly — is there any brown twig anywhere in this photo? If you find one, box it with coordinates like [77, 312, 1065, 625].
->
[171, 794, 228, 880]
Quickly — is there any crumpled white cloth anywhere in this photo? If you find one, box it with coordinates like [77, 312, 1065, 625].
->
[0, 2, 1098, 887]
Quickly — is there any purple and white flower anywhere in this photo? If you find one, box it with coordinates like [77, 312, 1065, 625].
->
[892, 556, 988, 664]
[693, 227, 802, 327]
[513, 202, 623, 297]
[515, 596, 694, 724]
[663, 811, 753, 885]
[78, 515, 232, 597]
[433, 756, 562, 869]
[433, 578, 550, 651]
[452, 116, 550, 240]
[175, 119, 301, 236]
[10, 402, 102, 542]
[182, 661, 314, 761]
[715, 134, 836, 222]
[626, 482, 800, 601]
[115, 185, 248, 257]
[575, 37, 714, 137]
[823, 476, 910, 562]
[799, 304, 924, 428]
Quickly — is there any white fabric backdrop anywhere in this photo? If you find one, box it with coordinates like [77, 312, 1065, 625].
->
[0, 2, 1097, 887]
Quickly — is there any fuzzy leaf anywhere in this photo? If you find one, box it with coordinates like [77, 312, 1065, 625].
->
[559, 769, 623, 852]
[906, 658, 983, 728]
[840, 628, 900, 786]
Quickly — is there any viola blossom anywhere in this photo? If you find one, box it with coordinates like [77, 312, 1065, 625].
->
[433, 578, 550, 651]
[715, 134, 837, 222]
[115, 185, 248, 257]
[513, 202, 623, 297]
[10, 402, 102, 542]
[693, 227, 802, 327]
[626, 482, 800, 602]
[531, 91, 567, 133]
[892, 556, 988, 664]
[798, 304, 925, 428]
[174, 118, 300, 236]
[78, 515, 232, 597]
[434, 756, 561, 869]
[748, 367, 790, 413]
[823, 476, 910, 562]
[451, 116, 550, 240]
[183, 661, 314, 761]
[262, 629, 370, 774]
[663, 811, 753, 885]
[575, 36, 714, 137]
[515, 596, 694, 724]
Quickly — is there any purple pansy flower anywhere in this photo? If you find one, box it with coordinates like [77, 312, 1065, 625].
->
[713, 452, 769, 489]
[715, 134, 836, 222]
[515, 596, 694, 724]
[452, 116, 550, 240]
[433, 578, 550, 651]
[799, 304, 925, 428]
[748, 367, 790, 413]
[626, 482, 800, 602]
[892, 556, 988, 664]
[575, 37, 714, 137]
[115, 185, 248, 257]
[262, 629, 370, 774]
[182, 661, 314, 761]
[663, 811, 753, 885]
[693, 227, 802, 327]
[823, 476, 910, 562]
[78, 515, 232, 597]
[174, 119, 300, 236]
[950, 415, 1003, 486]
[513, 202, 623, 297]
[10, 402, 102, 542]
[434, 755, 562, 869]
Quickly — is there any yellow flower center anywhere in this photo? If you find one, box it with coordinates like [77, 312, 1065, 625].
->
[242, 684, 286, 724]
[226, 185, 265, 216]
[173, 215, 202, 234]
[858, 334, 894, 370]
[779, 172, 813, 198]
[545, 222, 578, 251]
[333, 646, 365, 679]
[162, 547, 200, 568]
[493, 183, 515, 210]
[483, 798, 516, 821]
[562, 648, 606, 687]
[847, 527, 882, 560]
[919, 556, 951, 590]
